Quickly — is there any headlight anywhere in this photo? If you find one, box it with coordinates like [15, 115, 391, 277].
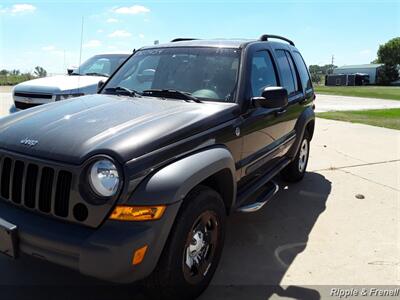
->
[89, 159, 120, 197]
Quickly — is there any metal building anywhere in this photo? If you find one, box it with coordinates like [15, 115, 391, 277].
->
[333, 64, 383, 84]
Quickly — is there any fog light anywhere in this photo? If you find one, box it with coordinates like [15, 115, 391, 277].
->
[132, 245, 148, 265]
[110, 205, 166, 221]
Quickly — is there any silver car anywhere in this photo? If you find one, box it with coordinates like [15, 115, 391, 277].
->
[13, 53, 130, 110]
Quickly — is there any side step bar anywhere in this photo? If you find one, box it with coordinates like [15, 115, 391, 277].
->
[236, 181, 279, 213]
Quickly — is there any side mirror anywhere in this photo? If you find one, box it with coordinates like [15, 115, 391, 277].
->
[67, 68, 74, 75]
[252, 87, 288, 109]
[97, 80, 105, 92]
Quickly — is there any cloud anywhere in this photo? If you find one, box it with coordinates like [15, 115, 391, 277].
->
[11, 4, 36, 14]
[113, 5, 150, 15]
[42, 45, 56, 51]
[106, 18, 119, 23]
[108, 30, 132, 38]
[97, 29, 104, 33]
[83, 40, 102, 48]
[139, 33, 145, 39]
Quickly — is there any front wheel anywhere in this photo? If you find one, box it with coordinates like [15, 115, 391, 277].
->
[144, 186, 226, 300]
[281, 132, 310, 182]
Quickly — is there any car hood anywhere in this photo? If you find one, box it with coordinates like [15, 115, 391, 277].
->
[13, 75, 103, 94]
[0, 94, 238, 164]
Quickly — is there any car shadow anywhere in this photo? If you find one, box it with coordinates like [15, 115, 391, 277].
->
[200, 172, 331, 300]
[0, 172, 331, 300]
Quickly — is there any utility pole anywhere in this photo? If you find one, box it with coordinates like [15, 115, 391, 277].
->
[331, 54, 335, 74]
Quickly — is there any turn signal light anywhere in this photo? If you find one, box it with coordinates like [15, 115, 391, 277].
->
[132, 245, 148, 265]
[110, 205, 166, 221]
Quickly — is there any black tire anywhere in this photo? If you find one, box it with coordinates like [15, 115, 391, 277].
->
[144, 185, 226, 300]
[281, 131, 310, 182]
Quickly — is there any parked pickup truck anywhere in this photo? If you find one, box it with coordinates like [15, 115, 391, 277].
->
[0, 35, 315, 299]
[12, 53, 129, 110]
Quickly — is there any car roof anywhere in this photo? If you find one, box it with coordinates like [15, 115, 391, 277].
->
[140, 38, 298, 51]
[141, 39, 254, 49]
[92, 53, 131, 58]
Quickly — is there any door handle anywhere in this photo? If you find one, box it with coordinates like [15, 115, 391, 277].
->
[276, 109, 287, 116]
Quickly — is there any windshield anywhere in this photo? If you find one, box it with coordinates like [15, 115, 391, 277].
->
[73, 55, 128, 77]
[103, 47, 240, 102]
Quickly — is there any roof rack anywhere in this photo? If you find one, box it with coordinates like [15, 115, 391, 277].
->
[170, 38, 199, 42]
[259, 34, 295, 46]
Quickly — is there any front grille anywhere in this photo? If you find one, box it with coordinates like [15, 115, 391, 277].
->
[14, 92, 52, 99]
[15, 101, 42, 110]
[0, 156, 73, 218]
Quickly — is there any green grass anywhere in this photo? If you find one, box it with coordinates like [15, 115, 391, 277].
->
[314, 86, 400, 101]
[317, 108, 400, 130]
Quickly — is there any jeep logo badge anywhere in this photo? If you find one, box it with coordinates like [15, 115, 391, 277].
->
[20, 138, 39, 147]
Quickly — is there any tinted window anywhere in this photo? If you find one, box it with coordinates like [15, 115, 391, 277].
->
[286, 52, 300, 92]
[250, 51, 277, 97]
[293, 51, 312, 90]
[275, 50, 296, 95]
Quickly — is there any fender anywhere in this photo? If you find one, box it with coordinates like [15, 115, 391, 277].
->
[287, 106, 315, 158]
[128, 146, 237, 208]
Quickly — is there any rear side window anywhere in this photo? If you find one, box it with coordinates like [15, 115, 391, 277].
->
[250, 51, 277, 97]
[293, 51, 312, 90]
[275, 50, 298, 95]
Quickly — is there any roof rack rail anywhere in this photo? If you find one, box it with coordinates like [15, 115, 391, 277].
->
[259, 34, 295, 46]
[170, 38, 199, 42]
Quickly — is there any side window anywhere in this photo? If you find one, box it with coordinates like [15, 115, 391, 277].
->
[250, 51, 277, 97]
[285, 52, 300, 92]
[293, 51, 312, 90]
[275, 50, 296, 95]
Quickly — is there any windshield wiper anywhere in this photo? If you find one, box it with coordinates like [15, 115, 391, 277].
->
[104, 86, 142, 97]
[142, 89, 202, 103]
[85, 72, 108, 77]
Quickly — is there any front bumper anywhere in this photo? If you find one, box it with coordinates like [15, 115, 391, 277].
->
[0, 200, 181, 283]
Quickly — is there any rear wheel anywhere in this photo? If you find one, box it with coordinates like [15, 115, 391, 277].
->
[281, 132, 310, 182]
[144, 186, 226, 300]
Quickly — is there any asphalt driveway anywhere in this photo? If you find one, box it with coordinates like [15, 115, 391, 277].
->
[0, 90, 398, 299]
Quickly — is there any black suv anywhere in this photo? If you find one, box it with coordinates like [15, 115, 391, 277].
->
[0, 35, 315, 299]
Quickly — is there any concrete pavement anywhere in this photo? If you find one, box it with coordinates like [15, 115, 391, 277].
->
[0, 89, 399, 299]
[315, 94, 400, 112]
[201, 118, 399, 299]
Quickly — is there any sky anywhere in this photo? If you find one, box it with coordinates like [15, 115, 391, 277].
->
[0, 0, 399, 74]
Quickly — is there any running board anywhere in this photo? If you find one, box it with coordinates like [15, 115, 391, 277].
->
[236, 181, 279, 213]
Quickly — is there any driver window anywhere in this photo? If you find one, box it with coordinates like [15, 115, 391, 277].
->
[250, 51, 277, 97]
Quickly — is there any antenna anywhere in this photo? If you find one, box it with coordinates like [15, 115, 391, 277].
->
[78, 16, 84, 73]
[78, 16, 84, 92]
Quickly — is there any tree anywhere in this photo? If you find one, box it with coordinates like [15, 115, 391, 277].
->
[376, 64, 399, 85]
[34, 66, 47, 78]
[0, 69, 8, 76]
[375, 37, 400, 84]
[377, 37, 400, 65]
[10, 69, 20, 76]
